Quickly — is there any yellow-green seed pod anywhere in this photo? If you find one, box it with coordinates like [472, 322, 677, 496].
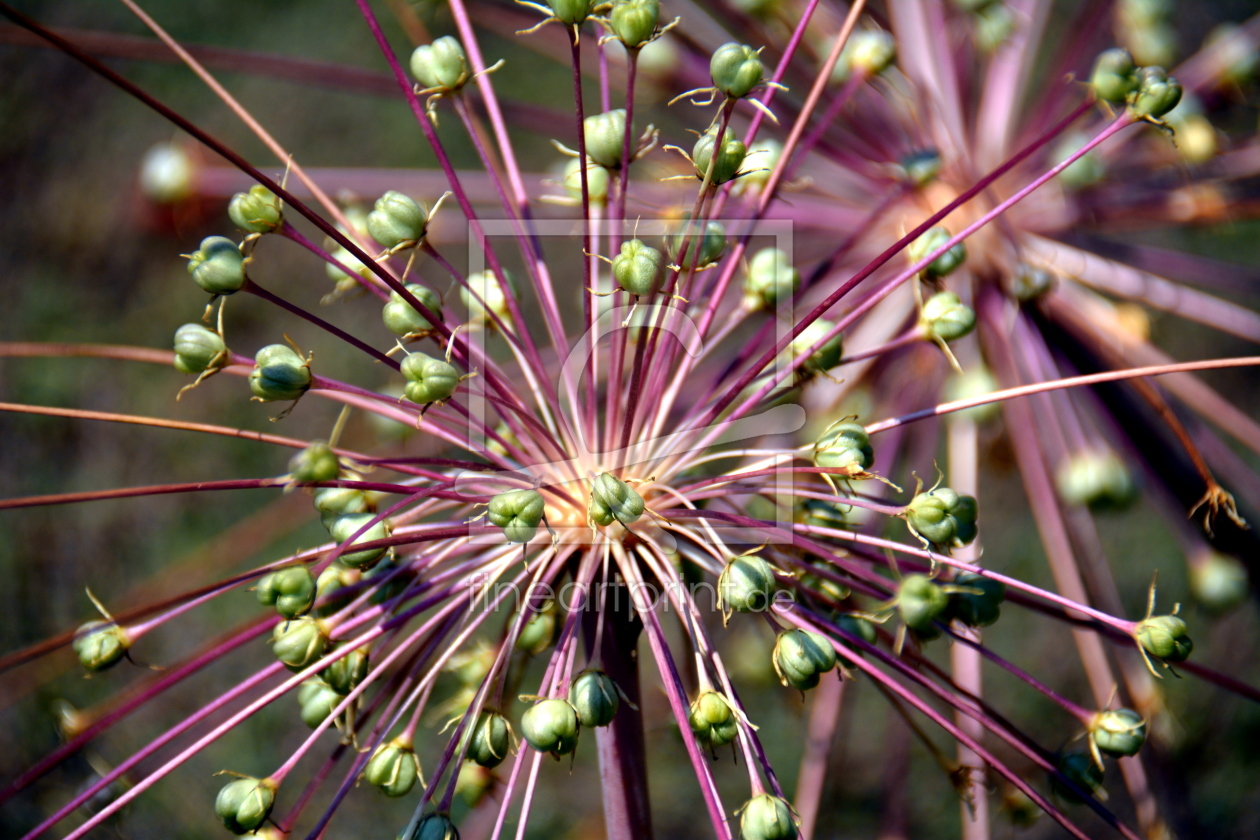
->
[323, 645, 370, 694]
[710, 42, 763, 99]
[790, 320, 844, 373]
[365, 737, 422, 797]
[920, 291, 976, 342]
[249, 344, 312, 402]
[520, 698, 580, 757]
[812, 422, 874, 475]
[1189, 551, 1249, 614]
[692, 126, 747, 185]
[187, 235, 246, 295]
[688, 690, 739, 748]
[1056, 449, 1135, 510]
[410, 36, 470, 92]
[401, 352, 459, 405]
[612, 239, 663, 297]
[72, 620, 130, 672]
[897, 574, 949, 631]
[907, 226, 966, 277]
[1129, 65, 1182, 120]
[515, 603, 557, 654]
[315, 486, 370, 530]
[228, 185, 283, 234]
[943, 366, 1001, 423]
[328, 512, 390, 569]
[905, 487, 978, 547]
[466, 709, 513, 768]
[1090, 47, 1138, 103]
[1135, 614, 1192, 663]
[739, 793, 799, 840]
[562, 157, 611, 205]
[173, 323, 226, 375]
[610, 0, 659, 48]
[834, 29, 896, 84]
[367, 191, 428, 251]
[1090, 708, 1146, 757]
[289, 442, 339, 485]
[718, 553, 778, 615]
[584, 109, 627, 169]
[214, 775, 277, 835]
[1051, 751, 1104, 804]
[743, 247, 800, 310]
[665, 217, 727, 270]
[487, 488, 546, 543]
[772, 628, 837, 691]
[271, 616, 329, 670]
[297, 677, 340, 727]
[314, 561, 359, 617]
[974, 3, 1015, 53]
[383, 284, 443, 337]
[460, 270, 517, 328]
[734, 139, 782, 196]
[546, 0, 593, 25]
[588, 473, 646, 527]
[257, 566, 317, 619]
[900, 149, 943, 187]
[569, 669, 620, 727]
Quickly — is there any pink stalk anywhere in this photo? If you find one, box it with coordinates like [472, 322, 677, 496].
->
[275, 221, 389, 300]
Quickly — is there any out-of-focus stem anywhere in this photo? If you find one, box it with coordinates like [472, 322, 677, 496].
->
[794, 675, 844, 839]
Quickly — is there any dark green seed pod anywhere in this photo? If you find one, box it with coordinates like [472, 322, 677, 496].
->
[288, 442, 339, 485]
[1056, 449, 1135, 510]
[466, 709, 514, 767]
[790, 319, 845, 374]
[1129, 65, 1182, 119]
[665, 217, 727, 270]
[1090, 47, 1138, 103]
[401, 351, 459, 405]
[228, 185, 283, 234]
[1135, 614, 1192, 662]
[795, 498, 848, 532]
[718, 554, 778, 615]
[403, 812, 460, 840]
[487, 488, 546, 543]
[520, 698, 580, 757]
[612, 238, 663, 297]
[900, 149, 943, 187]
[920, 291, 976, 342]
[569, 669, 620, 727]
[897, 574, 949, 631]
[383, 284, 443, 337]
[173, 323, 226, 375]
[1007, 262, 1055, 301]
[515, 603, 557, 654]
[256, 566, 317, 619]
[949, 572, 1005, 627]
[546, 0, 593, 25]
[367, 191, 428, 251]
[1051, 751, 1104, 804]
[834, 614, 877, 666]
[710, 42, 763, 99]
[271, 616, 329, 670]
[314, 561, 359, 617]
[365, 737, 422, 797]
[328, 512, 390, 569]
[610, 0, 659, 48]
[214, 775, 277, 835]
[907, 226, 966, 277]
[588, 473, 645, 527]
[72, 621, 130, 672]
[583, 109, 627, 169]
[297, 677, 341, 727]
[1091, 708, 1146, 757]
[772, 629, 837, 691]
[905, 487, 979, 548]
[323, 645, 370, 694]
[364, 558, 410, 605]
[743, 247, 800, 310]
[739, 793, 799, 840]
[692, 126, 747, 185]
[1189, 552, 1249, 614]
[187, 235, 246, 295]
[410, 36, 470, 92]
[689, 690, 738, 748]
[249, 344, 312, 402]
[812, 422, 874, 475]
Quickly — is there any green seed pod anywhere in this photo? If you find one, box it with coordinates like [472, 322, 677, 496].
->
[228, 185, 283, 234]
[812, 422, 874, 475]
[1053, 131, 1106, 189]
[520, 698, 580, 757]
[383, 284, 443, 337]
[271, 616, 329, 670]
[905, 487, 979, 547]
[692, 126, 747, 185]
[790, 319, 845, 374]
[610, 0, 659, 48]
[403, 812, 460, 840]
[772, 628, 837, 691]
[487, 488, 546, 543]
[943, 366, 1001, 423]
[367, 191, 428, 251]
[569, 669, 620, 727]
[172, 323, 226, 375]
[297, 677, 341, 727]
[1051, 751, 1104, 804]
[920, 291, 976, 342]
[689, 690, 739, 748]
[546, 0, 593, 25]
[288, 442, 339, 485]
[1129, 65, 1182, 119]
[467, 709, 513, 768]
[562, 157, 611, 205]
[214, 776, 277, 835]
[72, 621, 130, 672]
[515, 602, 557, 654]
[365, 737, 422, 797]
[907, 226, 966, 277]
[718, 553, 778, 615]
[1006, 262, 1055, 301]
[364, 558, 410, 605]
[315, 487, 370, 530]
[314, 561, 359, 616]
[583, 109, 627, 169]
[410, 36, 470, 92]
[950, 572, 1005, 627]
[257, 566, 317, 619]
[795, 497, 848, 532]
[897, 574, 949, 631]
[834, 614, 877, 666]
[734, 139, 782, 196]
[401, 351, 459, 405]
[739, 793, 798, 840]
[974, 2, 1014, 53]
[249, 344, 312, 402]
[743, 247, 800, 310]
[460, 270, 517, 328]
[900, 149, 942, 187]
[1189, 552, 1249, 614]
[710, 42, 763, 99]
[665, 217, 727, 270]
[1135, 614, 1192, 662]
[1090, 47, 1138, 103]
[612, 239, 663, 297]
[835, 29, 896, 84]
[328, 512, 390, 569]
[187, 235, 246, 295]
[1091, 708, 1147, 757]
[588, 473, 646, 527]
[323, 645, 370, 694]
[1056, 449, 1135, 510]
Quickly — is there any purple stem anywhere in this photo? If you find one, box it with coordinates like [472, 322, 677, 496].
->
[276, 221, 390, 300]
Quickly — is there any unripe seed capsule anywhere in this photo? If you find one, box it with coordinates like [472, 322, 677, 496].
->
[520, 698, 580, 757]
[583, 109, 627, 169]
[1189, 552, 1249, 614]
[790, 320, 844, 373]
[256, 566, 317, 619]
[907, 226, 966, 277]
[1007, 262, 1055, 301]
[73, 621, 130, 672]
[271, 616, 329, 670]
[1091, 708, 1146, 757]
[410, 36, 470, 92]
[488, 488, 546, 544]
[569, 669, 620, 727]
[897, 574, 949, 631]
[612, 239, 663, 297]
[467, 709, 513, 768]
[949, 572, 1005, 627]
[834, 614, 877, 667]
[323, 645, 369, 694]
[905, 487, 979, 547]
[328, 512, 390, 569]
[1056, 449, 1135, 510]
[546, 0, 593, 25]
[1051, 751, 1104, 804]
[610, 0, 659, 48]
[710, 42, 763, 99]
[365, 737, 422, 797]
[173, 323, 226, 375]
[515, 602, 557, 654]
[214, 775, 277, 835]
[187, 236, 246, 295]
[900, 149, 943, 187]
[403, 812, 460, 840]
[562, 157, 611, 204]
[812, 422, 874, 475]
[739, 793, 799, 840]
[1129, 65, 1182, 119]
[588, 473, 646, 527]
[689, 690, 738, 748]
[920, 291, 976, 342]
[743, 247, 800, 310]
[718, 554, 778, 615]
[383, 284, 443, 337]
[289, 442, 339, 485]
[734, 139, 781, 196]
[1090, 47, 1138, 103]
[249, 344, 311, 402]
[228, 185, 283, 234]
[1135, 614, 1192, 662]
[401, 352, 459, 405]
[692, 126, 747, 185]
[835, 29, 896, 84]
[314, 561, 359, 617]
[367, 191, 428, 251]
[665, 217, 727, 270]
[460, 270, 517, 328]
[772, 629, 837, 691]
[297, 678, 340, 728]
